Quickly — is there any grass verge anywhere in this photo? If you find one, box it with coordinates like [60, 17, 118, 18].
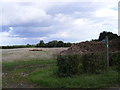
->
[28, 67, 119, 88]
[3, 59, 119, 88]
[2, 59, 56, 88]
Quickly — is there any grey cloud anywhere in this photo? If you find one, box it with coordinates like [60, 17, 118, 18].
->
[47, 2, 104, 15]
[1, 1, 118, 45]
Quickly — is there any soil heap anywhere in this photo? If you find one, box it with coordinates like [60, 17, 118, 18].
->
[60, 38, 120, 55]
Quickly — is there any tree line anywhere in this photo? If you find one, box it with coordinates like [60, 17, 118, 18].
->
[1, 31, 119, 49]
[1, 40, 72, 49]
[1, 44, 35, 49]
[92, 31, 119, 41]
[36, 40, 71, 47]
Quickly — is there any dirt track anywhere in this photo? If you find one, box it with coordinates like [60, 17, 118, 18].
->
[2, 48, 68, 62]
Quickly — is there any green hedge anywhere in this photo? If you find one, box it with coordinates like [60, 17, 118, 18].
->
[109, 52, 120, 71]
[57, 55, 82, 77]
[81, 53, 106, 74]
[57, 52, 119, 77]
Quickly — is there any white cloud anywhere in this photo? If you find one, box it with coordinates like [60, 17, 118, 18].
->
[72, 19, 86, 26]
[1, 3, 51, 26]
[0, 0, 118, 45]
[95, 8, 118, 18]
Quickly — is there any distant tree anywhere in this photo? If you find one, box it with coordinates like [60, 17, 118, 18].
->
[35, 40, 45, 47]
[36, 43, 40, 47]
[99, 31, 118, 41]
[35, 40, 72, 48]
[26, 44, 31, 47]
[57, 41, 64, 47]
[47, 40, 58, 47]
[39, 40, 45, 47]
[64, 42, 72, 47]
[91, 39, 99, 42]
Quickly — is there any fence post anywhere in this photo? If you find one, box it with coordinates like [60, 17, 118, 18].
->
[106, 36, 109, 71]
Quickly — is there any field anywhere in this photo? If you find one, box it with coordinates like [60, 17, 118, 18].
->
[2, 48, 68, 62]
[2, 48, 67, 88]
[2, 48, 119, 88]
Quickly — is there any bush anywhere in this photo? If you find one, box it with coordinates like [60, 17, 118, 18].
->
[57, 55, 82, 77]
[57, 53, 105, 77]
[57, 52, 119, 77]
[109, 52, 120, 71]
[82, 53, 106, 74]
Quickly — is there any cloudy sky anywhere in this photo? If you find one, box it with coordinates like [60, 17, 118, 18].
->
[0, 0, 118, 46]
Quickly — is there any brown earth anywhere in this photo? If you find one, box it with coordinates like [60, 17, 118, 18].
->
[60, 39, 120, 55]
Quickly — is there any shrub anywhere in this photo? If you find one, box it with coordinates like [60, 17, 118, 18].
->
[109, 52, 120, 71]
[82, 53, 106, 74]
[57, 55, 82, 77]
[57, 52, 119, 77]
[57, 53, 105, 77]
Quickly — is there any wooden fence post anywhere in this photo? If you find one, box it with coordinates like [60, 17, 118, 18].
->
[106, 36, 109, 71]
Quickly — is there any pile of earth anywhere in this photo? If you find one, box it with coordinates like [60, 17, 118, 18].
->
[60, 38, 120, 55]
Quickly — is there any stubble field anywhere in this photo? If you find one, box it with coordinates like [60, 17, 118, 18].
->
[2, 48, 68, 62]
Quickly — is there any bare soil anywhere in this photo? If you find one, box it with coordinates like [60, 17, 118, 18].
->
[60, 41, 119, 55]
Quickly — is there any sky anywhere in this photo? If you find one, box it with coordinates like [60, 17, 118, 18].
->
[0, 0, 119, 46]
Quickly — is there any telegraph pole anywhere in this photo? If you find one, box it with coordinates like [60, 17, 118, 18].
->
[106, 36, 109, 71]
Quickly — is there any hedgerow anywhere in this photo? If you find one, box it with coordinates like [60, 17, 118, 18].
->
[57, 52, 119, 77]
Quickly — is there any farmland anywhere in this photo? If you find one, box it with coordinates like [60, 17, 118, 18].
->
[2, 48, 68, 62]
[2, 48, 67, 88]
[1, 0, 119, 88]
[2, 47, 119, 88]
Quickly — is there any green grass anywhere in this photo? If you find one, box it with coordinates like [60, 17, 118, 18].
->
[2, 59, 56, 88]
[3, 59, 56, 72]
[28, 67, 119, 88]
[3, 59, 56, 66]
[3, 59, 119, 88]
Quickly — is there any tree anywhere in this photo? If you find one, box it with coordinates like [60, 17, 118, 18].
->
[47, 40, 58, 47]
[36, 40, 45, 47]
[57, 41, 64, 47]
[35, 40, 72, 47]
[26, 44, 31, 47]
[39, 40, 45, 47]
[99, 31, 118, 41]
[64, 42, 72, 47]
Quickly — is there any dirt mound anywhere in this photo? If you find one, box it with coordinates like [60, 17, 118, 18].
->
[60, 40, 119, 55]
